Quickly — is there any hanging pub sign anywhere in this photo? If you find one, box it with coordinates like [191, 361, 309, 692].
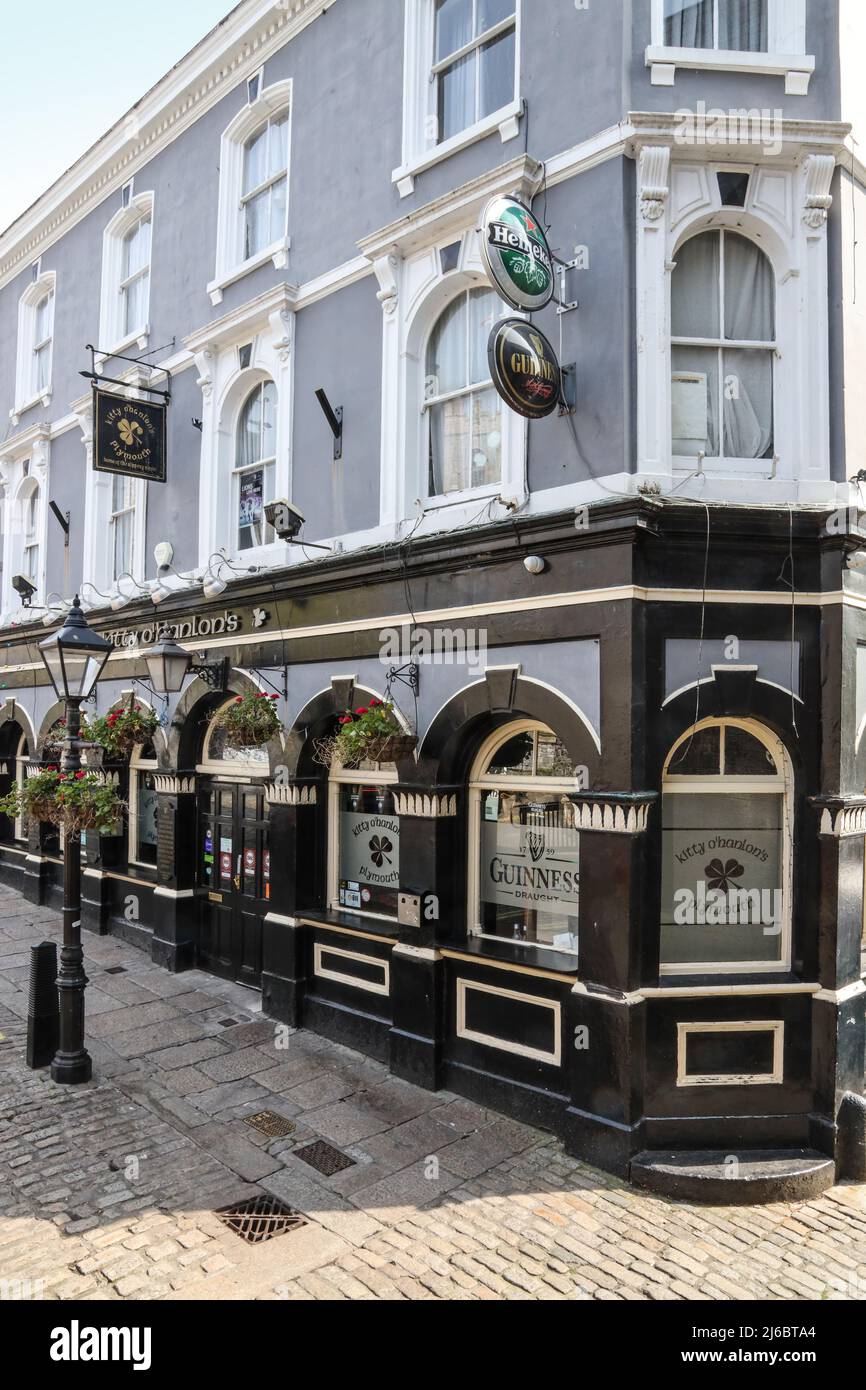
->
[480, 194, 555, 313]
[487, 318, 562, 420]
[93, 388, 167, 483]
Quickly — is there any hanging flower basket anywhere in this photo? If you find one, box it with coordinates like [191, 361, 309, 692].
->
[41, 719, 67, 761]
[314, 700, 416, 769]
[215, 691, 283, 750]
[0, 767, 125, 838]
[89, 704, 159, 759]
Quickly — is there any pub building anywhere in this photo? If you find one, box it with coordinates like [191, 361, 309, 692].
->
[0, 0, 863, 1203]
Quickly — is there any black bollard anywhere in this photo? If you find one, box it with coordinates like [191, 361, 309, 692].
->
[26, 941, 59, 1069]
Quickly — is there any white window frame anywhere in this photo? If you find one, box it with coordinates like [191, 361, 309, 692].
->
[209, 80, 292, 306]
[467, 719, 581, 957]
[119, 216, 152, 342]
[14, 731, 30, 842]
[128, 741, 159, 870]
[98, 192, 154, 358]
[393, 0, 523, 197]
[661, 717, 793, 976]
[328, 762, 401, 924]
[382, 232, 526, 526]
[233, 379, 277, 553]
[109, 473, 138, 583]
[423, 283, 508, 502]
[671, 226, 777, 473]
[78, 391, 148, 602]
[647, 0, 814, 92]
[13, 270, 56, 420]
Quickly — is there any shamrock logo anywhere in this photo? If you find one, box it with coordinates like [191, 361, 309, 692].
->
[704, 859, 745, 892]
[369, 835, 393, 868]
[118, 418, 144, 447]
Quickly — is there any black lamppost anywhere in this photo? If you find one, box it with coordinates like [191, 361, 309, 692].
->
[39, 597, 112, 1085]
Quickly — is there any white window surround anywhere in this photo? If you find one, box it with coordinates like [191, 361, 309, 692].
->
[14, 730, 30, 842]
[661, 717, 793, 976]
[394, 0, 524, 198]
[12, 270, 56, 422]
[209, 79, 292, 306]
[0, 427, 50, 623]
[188, 285, 294, 572]
[98, 192, 154, 360]
[634, 139, 837, 492]
[647, 0, 814, 93]
[373, 230, 527, 527]
[197, 697, 271, 777]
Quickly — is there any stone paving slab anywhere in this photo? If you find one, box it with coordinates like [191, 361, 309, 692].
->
[1, 883, 866, 1302]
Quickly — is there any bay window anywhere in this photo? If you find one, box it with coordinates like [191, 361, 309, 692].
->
[469, 722, 581, 954]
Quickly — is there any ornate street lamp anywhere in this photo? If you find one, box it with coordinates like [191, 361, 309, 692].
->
[140, 636, 228, 695]
[38, 596, 112, 1085]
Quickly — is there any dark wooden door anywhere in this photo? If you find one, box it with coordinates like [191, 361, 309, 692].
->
[197, 781, 269, 987]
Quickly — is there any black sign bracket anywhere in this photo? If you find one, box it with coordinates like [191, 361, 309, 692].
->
[315, 389, 343, 460]
[80, 344, 172, 402]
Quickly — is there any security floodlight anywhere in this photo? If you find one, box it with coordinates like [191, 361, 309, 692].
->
[12, 574, 37, 605]
[264, 498, 305, 540]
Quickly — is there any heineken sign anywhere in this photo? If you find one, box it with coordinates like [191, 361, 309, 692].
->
[480, 194, 554, 312]
[93, 388, 167, 484]
[488, 319, 562, 420]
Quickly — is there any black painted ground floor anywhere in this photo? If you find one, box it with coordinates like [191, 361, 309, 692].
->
[1, 499, 865, 1200]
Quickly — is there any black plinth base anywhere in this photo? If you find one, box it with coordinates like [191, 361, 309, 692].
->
[50, 1052, 93, 1085]
[630, 1148, 835, 1205]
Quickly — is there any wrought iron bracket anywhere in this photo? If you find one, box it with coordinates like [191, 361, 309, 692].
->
[251, 667, 288, 701]
[387, 663, 420, 695]
[192, 656, 229, 691]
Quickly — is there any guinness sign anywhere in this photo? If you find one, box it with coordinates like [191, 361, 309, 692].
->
[487, 319, 562, 420]
[93, 388, 167, 483]
[480, 194, 554, 312]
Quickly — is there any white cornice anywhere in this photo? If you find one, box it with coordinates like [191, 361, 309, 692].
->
[184, 281, 297, 353]
[626, 110, 851, 159]
[357, 154, 544, 263]
[0, 0, 336, 293]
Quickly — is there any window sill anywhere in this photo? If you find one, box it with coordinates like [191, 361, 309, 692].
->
[422, 483, 519, 513]
[9, 390, 52, 424]
[461, 935, 580, 976]
[672, 455, 777, 477]
[392, 100, 523, 198]
[298, 907, 401, 941]
[208, 239, 291, 306]
[646, 45, 815, 94]
[96, 327, 150, 368]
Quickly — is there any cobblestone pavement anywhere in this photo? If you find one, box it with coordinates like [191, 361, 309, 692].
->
[1, 887, 866, 1301]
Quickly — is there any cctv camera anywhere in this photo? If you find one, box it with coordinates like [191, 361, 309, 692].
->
[264, 498, 306, 541]
[12, 574, 37, 605]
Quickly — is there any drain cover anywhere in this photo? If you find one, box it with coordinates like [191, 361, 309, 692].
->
[215, 1195, 306, 1244]
[244, 1109, 296, 1139]
[296, 1140, 355, 1176]
[103, 966, 128, 975]
[218, 1017, 241, 1027]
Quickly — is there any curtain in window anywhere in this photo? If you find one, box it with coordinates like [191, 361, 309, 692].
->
[664, 0, 713, 47]
[236, 382, 276, 549]
[426, 289, 502, 496]
[718, 0, 768, 52]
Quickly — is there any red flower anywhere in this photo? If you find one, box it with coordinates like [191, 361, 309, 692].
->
[256, 693, 267, 699]
[235, 696, 243, 703]
[270, 695, 279, 701]
[338, 716, 352, 725]
[75, 771, 86, 780]
[369, 699, 381, 707]
[355, 707, 368, 716]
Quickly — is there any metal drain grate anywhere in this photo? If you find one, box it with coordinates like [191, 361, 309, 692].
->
[244, 1109, 297, 1139]
[214, 1195, 307, 1244]
[103, 966, 128, 975]
[218, 1017, 241, 1027]
[296, 1140, 356, 1176]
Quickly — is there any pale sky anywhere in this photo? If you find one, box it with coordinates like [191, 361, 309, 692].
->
[0, 0, 236, 234]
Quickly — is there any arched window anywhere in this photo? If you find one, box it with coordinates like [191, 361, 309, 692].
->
[468, 721, 581, 954]
[129, 740, 158, 869]
[14, 732, 30, 841]
[19, 478, 41, 587]
[671, 229, 775, 463]
[329, 758, 400, 921]
[235, 381, 276, 551]
[661, 718, 792, 974]
[424, 286, 502, 496]
[199, 700, 269, 773]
